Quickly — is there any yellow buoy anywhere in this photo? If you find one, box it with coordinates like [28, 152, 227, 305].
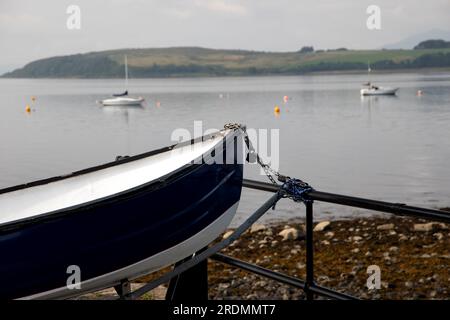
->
[274, 105, 280, 113]
[25, 105, 31, 113]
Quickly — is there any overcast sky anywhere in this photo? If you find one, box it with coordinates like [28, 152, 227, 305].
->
[1, 0, 449, 72]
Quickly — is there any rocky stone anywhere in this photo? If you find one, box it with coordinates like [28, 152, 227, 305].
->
[317, 275, 331, 283]
[325, 231, 335, 238]
[413, 223, 436, 232]
[377, 223, 394, 231]
[313, 221, 331, 232]
[222, 230, 234, 240]
[353, 236, 363, 242]
[278, 228, 300, 241]
[205, 216, 450, 301]
[254, 280, 267, 287]
[351, 265, 364, 274]
[250, 224, 267, 233]
[433, 232, 443, 240]
[437, 223, 449, 230]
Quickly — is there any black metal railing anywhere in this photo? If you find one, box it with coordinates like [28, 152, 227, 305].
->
[115, 178, 450, 301]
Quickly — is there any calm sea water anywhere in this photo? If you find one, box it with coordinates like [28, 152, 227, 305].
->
[1, 72, 449, 224]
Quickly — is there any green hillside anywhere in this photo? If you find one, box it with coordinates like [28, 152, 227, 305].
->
[3, 47, 450, 78]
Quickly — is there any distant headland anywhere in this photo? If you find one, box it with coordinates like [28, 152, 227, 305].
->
[3, 40, 450, 78]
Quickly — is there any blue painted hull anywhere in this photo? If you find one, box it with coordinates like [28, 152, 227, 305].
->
[0, 134, 243, 299]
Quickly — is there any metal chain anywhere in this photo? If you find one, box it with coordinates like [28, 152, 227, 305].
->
[225, 123, 280, 185]
[224, 123, 314, 203]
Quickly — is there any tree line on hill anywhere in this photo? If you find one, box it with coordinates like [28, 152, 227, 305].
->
[414, 39, 450, 50]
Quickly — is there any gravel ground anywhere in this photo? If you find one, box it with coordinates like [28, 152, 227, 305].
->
[79, 212, 449, 300]
[207, 215, 449, 300]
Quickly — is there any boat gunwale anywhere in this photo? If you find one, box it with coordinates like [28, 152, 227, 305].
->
[0, 128, 240, 231]
[0, 129, 228, 196]
[0, 161, 199, 232]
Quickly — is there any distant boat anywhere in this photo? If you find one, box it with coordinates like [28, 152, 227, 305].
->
[360, 84, 399, 96]
[100, 55, 144, 106]
[100, 95, 145, 106]
[360, 62, 398, 96]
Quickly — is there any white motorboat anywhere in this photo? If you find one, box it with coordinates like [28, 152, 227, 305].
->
[99, 55, 144, 106]
[360, 85, 399, 96]
[360, 62, 398, 96]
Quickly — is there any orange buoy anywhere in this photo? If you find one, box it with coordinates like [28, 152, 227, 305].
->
[25, 105, 31, 113]
[283, 95, 289, 103]
[274, 105, 280, 113]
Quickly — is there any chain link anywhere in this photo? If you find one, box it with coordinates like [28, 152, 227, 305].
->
[224, 123, 314, 203]
[224, 123, 283, 185]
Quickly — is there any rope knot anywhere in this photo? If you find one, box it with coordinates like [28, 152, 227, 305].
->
[279, 177, 314, 204]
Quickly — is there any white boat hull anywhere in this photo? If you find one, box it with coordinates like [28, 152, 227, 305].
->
[100, 97, 144, 106]
[360, 87, 398, 96]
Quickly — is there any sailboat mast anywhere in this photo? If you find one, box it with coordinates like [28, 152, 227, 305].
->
[125, 55, 129, 90]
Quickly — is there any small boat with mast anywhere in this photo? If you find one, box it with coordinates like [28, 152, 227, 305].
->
[360, 62, 399, 96]
[100, 55, 145, 106]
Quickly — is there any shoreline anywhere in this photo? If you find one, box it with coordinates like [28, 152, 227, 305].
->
[207, 214, 449, 300]
[3, 67, 450, 80]
[79, 209, 449, 300]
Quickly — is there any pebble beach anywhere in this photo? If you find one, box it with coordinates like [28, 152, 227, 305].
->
[79, 209, 449, 300]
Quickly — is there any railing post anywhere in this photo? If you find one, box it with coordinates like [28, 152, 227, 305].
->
[305, 201, 314, 300]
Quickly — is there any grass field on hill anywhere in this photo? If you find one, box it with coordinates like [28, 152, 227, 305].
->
[4, 47, 450, 78]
